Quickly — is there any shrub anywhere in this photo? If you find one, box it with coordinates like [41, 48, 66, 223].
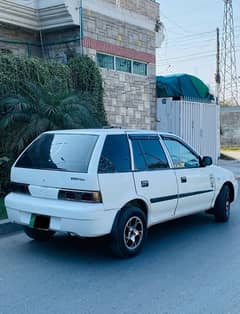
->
[69, 56, 106, 125]
[0, 54, 71, 97]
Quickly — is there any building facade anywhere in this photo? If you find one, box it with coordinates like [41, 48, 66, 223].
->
[0, 0, 164, 129]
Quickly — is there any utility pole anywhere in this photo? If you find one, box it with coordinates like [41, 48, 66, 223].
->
[215, 28, 221, 105]
[79, 0, 84, 55]
[221, 0, 238, 105]
[215, 28, 221, 160]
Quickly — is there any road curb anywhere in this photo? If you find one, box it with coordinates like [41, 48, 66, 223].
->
[0, 219, 23, 236]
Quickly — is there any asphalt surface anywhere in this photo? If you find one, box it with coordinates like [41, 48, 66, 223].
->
[218, 159, 240, 178]
[1, 189, 240, 314]
[1, 159, 240, 314]
[0, 219, 22, 236]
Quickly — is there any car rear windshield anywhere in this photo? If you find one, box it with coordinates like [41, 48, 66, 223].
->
[15, 133, 99, 173]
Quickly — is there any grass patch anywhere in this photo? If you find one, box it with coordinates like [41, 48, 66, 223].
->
[0, 198, 7, 220]
[221, 146, 240, 151]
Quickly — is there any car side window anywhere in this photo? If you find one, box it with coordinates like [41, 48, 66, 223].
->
[163, 137, 200, 169]
[98, 135, 131, 173]
[131, 138, 169, 171]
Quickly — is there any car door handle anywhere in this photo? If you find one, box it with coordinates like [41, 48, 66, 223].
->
[141, 180, 149, 188]
[181, 176, 187, 183]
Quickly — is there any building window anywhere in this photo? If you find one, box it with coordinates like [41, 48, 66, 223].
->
[116, 57, 132, 73]
[96, 53, 114, 70]
[133, 61, 147, 76]
[96, 53, 148, 76]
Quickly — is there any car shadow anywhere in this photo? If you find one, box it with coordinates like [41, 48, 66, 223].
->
[19, 211, 225, 266]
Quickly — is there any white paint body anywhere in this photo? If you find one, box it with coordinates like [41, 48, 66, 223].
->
[5, 129, 238, 237]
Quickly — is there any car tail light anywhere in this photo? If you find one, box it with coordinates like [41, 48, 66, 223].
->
[11, 182, 30, 194]
[58, 189, 102, 203]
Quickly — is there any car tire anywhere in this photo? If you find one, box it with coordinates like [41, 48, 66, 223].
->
[24, 226, 55, 241]
[110, 206, 147, 258]
[214, 185, 231, 223]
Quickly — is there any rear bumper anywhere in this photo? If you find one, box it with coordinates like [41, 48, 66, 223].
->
[4, 193, 117, 237]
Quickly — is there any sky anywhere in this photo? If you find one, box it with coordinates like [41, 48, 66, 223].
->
[156, 0, 240, 94]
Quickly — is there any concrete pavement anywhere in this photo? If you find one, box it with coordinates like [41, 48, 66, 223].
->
[221, 150, 240, 160]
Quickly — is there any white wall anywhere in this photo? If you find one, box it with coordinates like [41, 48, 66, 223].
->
[157, 98, 220, 163]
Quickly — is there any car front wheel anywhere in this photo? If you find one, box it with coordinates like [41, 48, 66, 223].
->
[214, 185, 231, 223]
[110, 206, 147, 258]
[24, 226, 55, 241]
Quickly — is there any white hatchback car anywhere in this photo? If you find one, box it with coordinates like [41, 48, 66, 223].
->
[5, 129, 238, 257]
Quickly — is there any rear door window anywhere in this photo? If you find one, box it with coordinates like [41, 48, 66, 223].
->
[98, 135, 131, 173]
[15, 133, 98, 173]
[131, 136, 169, 171]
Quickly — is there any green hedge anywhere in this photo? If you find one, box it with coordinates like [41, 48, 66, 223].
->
[69, 56, 106, 125]
[0, 198, 7, 220]
[0, 54, 71, 97]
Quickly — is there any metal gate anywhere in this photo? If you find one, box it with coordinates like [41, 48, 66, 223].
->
[156, 98, 220, 163]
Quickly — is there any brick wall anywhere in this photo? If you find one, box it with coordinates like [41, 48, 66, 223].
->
[99, 67, 156, 130]
[104, 0, 159, 20]
[83, 38, 155, 63]
[82, 45, 157, 129]
[83, 11, 156, 56]
[83, 8, 157, 130]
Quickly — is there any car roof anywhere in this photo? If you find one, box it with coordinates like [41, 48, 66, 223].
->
[44, 129, 175, 137]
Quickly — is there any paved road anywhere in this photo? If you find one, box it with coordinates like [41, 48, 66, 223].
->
[1, 193, 240, 314]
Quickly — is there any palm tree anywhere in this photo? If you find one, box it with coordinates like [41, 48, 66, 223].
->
[0, 83, 101, 154]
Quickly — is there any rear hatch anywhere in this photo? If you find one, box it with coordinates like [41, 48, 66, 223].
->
[11, 132, 100, 200]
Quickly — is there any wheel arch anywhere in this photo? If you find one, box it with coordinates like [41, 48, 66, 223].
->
[224, 181, 235, 203]
[111, 198, 149, 233]
[124, 198, 149, 219]
[215, 181, 235, 204]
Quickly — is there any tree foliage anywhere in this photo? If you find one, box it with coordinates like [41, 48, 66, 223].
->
[68, 56, 106, 125]
[0, 84, 100, 154]
[0, 54, 71, 97]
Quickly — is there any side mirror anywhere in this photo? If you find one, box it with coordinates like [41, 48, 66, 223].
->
[201, 156, 213, 167]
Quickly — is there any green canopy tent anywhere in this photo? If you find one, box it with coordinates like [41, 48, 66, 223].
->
[156, 73, 214, 100]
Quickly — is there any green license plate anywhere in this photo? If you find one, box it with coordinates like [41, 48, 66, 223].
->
[29, 214, 36, 228]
